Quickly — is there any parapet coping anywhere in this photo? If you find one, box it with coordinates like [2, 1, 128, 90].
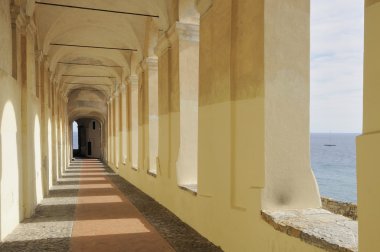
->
[179, 184, 198, 195]
[261, 208, 358, 252]
[321, 197, 357, 220]
[147, 170, 157, 178]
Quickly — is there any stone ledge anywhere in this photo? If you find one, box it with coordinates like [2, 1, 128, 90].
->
[179, 184, 198, 195]
[261, 208, 358, 252]
[147, 170, 157, 178]
[321, 197, 357, 220]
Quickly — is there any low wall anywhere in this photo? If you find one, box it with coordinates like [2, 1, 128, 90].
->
[321, 197, 357, 220]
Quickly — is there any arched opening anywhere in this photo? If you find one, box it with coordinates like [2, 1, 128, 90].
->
[74, 118, 102, 159]
[72, 120, 79, 157]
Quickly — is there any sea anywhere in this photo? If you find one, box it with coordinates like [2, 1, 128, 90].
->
[310, 133, 358, 203]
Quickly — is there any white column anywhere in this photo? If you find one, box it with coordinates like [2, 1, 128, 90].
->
[169, 22, 200, 187]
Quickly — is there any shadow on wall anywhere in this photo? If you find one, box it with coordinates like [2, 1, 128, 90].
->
[0, 101, 20, 240]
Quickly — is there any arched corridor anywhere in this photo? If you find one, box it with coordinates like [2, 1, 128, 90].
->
[0, 0, 378, 251]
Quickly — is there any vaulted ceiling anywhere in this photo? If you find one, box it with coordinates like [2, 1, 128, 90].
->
[33, 0, 177, 123]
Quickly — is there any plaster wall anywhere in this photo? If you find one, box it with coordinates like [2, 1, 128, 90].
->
[0, 0, 365, 251]
[357, 1, 380, 251]
[0, 70, 22, 240]
[262, 0, 320, 210]
[106, 0, 323, 251]
[0, 0, 21, 240]
[22, 22, 44, 218]
[0, 2, 59, 240]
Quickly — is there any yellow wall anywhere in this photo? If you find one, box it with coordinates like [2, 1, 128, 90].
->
[0, 69, 22, 240]
[358, 1, 380, 251]
[0, 0, 369, 251]
[107, 0, 323, 251]
[0, 0, 59, 240]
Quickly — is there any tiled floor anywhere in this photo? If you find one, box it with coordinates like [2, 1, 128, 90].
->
[0, 159, 222, 252]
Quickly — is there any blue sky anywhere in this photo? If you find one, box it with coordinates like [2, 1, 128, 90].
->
[311, 0, 364, 133]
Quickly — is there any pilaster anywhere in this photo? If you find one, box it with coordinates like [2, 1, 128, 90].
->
[167, 21, 200, 187]
[358, 2, 380, 251]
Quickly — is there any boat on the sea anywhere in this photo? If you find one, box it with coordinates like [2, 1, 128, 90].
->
[324, 132, 336, 146]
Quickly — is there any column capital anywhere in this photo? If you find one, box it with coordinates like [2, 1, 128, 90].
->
[144, 56, 158, 71]
[128, 75, 139, 87]
[168, 22, 199, 44]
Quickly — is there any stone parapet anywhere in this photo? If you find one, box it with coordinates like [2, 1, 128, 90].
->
[321, 197, 357, 220]
[262, 208, 358, 252]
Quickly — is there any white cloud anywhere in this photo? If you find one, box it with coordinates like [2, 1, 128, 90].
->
[311, 0, 364, 133]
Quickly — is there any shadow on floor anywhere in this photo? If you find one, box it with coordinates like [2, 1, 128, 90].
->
[104, 166, 223, 252]
[1, 161, 223, 252]
[0, 237, 71, 252]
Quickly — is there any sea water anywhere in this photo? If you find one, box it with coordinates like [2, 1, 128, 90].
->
[310, 133, 358, 203]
